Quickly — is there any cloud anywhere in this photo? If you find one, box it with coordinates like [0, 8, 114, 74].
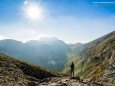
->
[0, 15, 115, 43]
[0, 35, 5, 40]
[0, 29, 50, 42]
[0, 0, 115, 43]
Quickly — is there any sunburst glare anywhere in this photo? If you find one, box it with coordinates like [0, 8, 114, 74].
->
[23, 0, 44, 21]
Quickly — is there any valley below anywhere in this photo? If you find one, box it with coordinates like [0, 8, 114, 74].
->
[0, 31, 114, 86]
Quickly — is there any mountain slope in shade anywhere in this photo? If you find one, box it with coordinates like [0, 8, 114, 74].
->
[63, 31, 115, 85]
[0, 53, 62, 85]
[0, 38, 71, 71]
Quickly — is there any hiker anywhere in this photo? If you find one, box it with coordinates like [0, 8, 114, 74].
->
[70, 62, 74, 77]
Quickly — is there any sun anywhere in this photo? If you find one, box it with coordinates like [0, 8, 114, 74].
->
[23, 1, 43, 20]
[26, 5, 42, 20]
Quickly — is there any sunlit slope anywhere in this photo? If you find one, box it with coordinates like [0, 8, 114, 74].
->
[64, 31, 115, 85]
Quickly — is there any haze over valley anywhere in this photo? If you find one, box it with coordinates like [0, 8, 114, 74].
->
[0, 0, 115, 86]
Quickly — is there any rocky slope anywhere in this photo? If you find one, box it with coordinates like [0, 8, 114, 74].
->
[0, 54, 62, 86]
[0, 53, 103, 86]
[39, 77, 103, 86]
[63, 31, 115, 85]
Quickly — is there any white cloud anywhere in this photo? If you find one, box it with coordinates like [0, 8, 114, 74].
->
[6, 29, 50, 42]
[0, 15, 115, 43]
[0, 35, 5, 40]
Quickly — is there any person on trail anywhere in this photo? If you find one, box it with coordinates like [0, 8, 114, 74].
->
[70, 62, 74, 77]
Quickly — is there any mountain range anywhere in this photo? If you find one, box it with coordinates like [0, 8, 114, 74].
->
[0, 38, 71, 71]
[0, 31, 114, 85]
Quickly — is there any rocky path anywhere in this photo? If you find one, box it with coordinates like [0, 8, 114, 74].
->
[39, 77, 102, 86]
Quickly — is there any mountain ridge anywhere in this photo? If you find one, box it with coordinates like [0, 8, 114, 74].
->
[63, 31, 115, 85]
[0, 38, 71, 71]
[70, 31, 115, 54]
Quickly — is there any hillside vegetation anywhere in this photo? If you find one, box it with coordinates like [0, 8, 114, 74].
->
[63, 31, 115, 85]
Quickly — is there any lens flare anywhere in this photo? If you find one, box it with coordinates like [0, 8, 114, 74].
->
[23, 1, 43, 21]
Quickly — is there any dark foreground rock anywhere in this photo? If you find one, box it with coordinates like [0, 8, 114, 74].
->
[0, 54, 62, 86]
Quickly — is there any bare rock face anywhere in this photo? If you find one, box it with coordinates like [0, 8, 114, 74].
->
[98, 61, 115, 84]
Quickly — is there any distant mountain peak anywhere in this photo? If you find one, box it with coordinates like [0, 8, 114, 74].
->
[25, 37, 59, 44]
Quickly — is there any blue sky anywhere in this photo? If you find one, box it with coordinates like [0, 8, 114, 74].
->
[0, 0, 115, 43]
